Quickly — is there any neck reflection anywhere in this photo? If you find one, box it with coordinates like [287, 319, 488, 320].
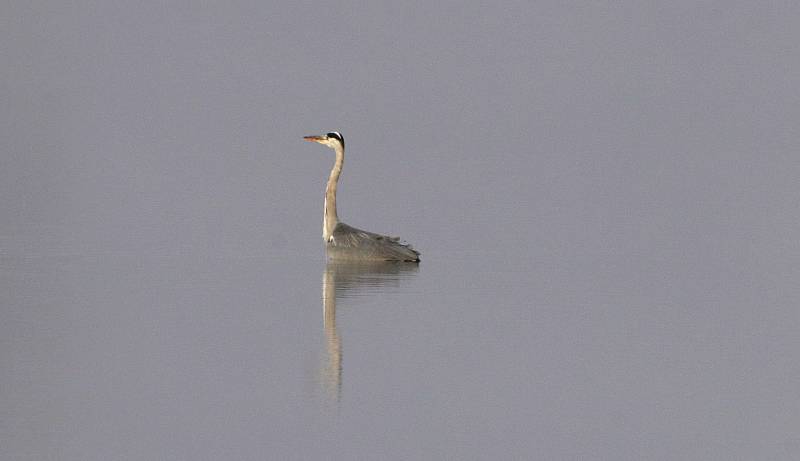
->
[321, 260, 419, 403]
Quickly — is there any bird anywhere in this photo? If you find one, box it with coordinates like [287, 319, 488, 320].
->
[303, 132, 420, 262]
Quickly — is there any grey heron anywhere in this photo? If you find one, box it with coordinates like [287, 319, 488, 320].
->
[303, 132, 421, 262]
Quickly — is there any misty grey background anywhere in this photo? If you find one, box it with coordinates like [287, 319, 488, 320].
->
[2, 1, 800, 459]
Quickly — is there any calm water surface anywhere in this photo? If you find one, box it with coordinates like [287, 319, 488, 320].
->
[2, 239, 798, 459]
[4, 2, 800, 459]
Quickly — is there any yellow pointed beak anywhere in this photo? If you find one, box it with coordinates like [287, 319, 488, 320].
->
[303, 135, 326, 143]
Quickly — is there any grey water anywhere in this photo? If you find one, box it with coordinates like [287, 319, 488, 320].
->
[3, 2, 800, 460]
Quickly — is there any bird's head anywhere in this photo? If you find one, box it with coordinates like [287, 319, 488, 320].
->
[303, 131, 345, 150]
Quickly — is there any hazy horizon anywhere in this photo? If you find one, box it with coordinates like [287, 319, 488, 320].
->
[3, 2, 800, 459]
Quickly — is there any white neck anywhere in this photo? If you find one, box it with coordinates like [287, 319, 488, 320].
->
[323, 143, 344, 241]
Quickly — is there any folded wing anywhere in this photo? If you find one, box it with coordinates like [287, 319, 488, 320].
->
[328, 222, 421, 262]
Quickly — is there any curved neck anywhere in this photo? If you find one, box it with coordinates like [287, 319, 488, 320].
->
[323, 144, 344, 240]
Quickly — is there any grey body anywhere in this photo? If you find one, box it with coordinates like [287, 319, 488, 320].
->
[304, 132, 420, 262]
[327, 222, 420, 261]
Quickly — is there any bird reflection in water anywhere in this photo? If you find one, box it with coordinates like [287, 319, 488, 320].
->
[320, 260, 419, 403]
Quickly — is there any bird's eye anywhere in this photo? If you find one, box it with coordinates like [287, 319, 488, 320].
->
[326, 132, 344, 147]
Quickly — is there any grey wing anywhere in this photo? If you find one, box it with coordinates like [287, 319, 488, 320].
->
[328, 222, 421, 262]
